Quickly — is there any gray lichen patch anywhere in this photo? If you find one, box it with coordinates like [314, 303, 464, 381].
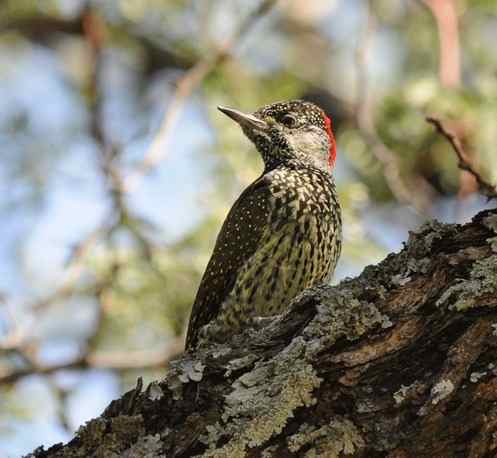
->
[483, 214, 497, 252]
[200, 354, 321, 457]
[351, 218, 459, 293]
[436, 255, 497, 310]
[179, 360, 205, 383]
[303, 288, 392, 350]
[470, 371, 487, 383]
[146, 381, 164, 401]
[225, 354, 259, 377]
[421, 221, 446, 249]
[408, 220, 458, 255]
[109, 415, 146, 443]
[166, 356, 206, 399]
[121, 434, 164, 458]
[287, 418, 365, 457]
[393, 380, 425, 405]
[484, 214, 497, 233]
[489, 237, 497, 253]
[417, 379, 455, 417]
[431, 380, 454, 405]
[390, 219, 461, 279]
[76, 417, 108, 448]
[391, 274, 412, 286]
[393, 385, 410, 405]
[430, 379, 454, 405]
[406, 257, 431, 275]
[261, 445, 280, 457]
[72, 415, 146, 457]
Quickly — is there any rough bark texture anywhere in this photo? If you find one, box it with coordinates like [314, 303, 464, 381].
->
[29, 209, 497, 458]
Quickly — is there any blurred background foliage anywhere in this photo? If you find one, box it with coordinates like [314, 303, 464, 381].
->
[0, 0, 496, 454]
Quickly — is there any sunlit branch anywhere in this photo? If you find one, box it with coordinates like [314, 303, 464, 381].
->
[0, 339, 184, 385]
[426, 116, 497, 200]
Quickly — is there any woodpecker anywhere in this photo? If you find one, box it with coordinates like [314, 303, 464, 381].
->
[186, 100, 341, 349]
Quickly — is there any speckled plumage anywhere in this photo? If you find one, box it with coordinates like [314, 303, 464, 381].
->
[186, 100, 342, 349]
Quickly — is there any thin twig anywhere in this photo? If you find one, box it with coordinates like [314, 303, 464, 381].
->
[0, 339, 184, 384]
[426, 116, 497, 199]
[123, 0, 279, 193]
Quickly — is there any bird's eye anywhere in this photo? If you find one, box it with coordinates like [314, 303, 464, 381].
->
[281, 114, 297, 128]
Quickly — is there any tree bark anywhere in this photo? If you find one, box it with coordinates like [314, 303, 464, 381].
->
[28, 208, 497, 458]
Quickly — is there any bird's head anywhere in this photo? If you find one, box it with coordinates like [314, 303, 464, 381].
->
[218, 100, 336, 172]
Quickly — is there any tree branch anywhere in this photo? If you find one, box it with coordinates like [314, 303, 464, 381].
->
[27, 207, 497, 457]
[0, 339, 183, 385]
[426, 116, 497, 199]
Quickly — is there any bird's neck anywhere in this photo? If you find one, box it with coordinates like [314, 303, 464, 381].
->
[263, 153, 331, 175]
[263, 158, 332, 181]
[260, 137, 331, 174]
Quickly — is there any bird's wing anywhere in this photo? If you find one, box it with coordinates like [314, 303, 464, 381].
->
[185, 175, 272, 349]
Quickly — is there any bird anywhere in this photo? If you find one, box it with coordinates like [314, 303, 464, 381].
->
[185, 100, 342, 350]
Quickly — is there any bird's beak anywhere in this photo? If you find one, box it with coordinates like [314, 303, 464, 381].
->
[217, 106, 268, 132]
